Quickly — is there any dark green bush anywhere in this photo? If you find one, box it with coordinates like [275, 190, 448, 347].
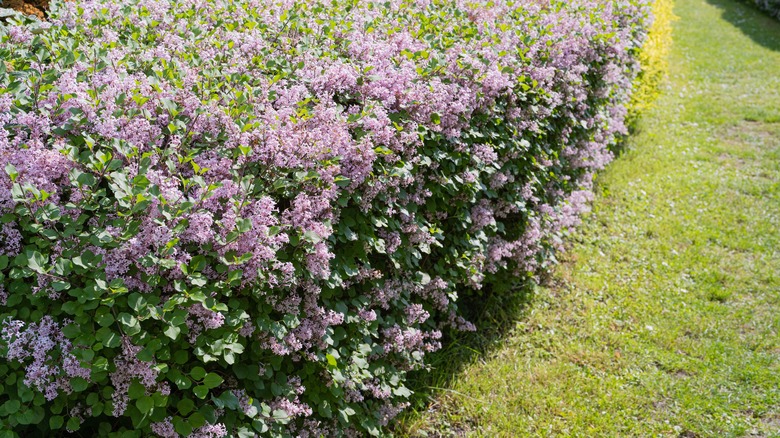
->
[753, 0, 780, 18]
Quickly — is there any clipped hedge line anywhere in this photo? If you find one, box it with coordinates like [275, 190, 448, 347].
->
[0, 0, 651, 436]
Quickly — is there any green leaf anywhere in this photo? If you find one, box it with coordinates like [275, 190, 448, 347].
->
[66, 416, 81, 432]
[109, 278, 127, 293]
[86, 393, 99, 406]
[4, 163, 18, 182]
[128, 293, 146, 312]
[26, 251, 47, 273]
[92, 357, 109, 372]
[173, 416, 193, 436]
[52, 258, 71, 276]
[177, 398, 195, 416]
[61, 323, 82, 338]
[17, 408, 34, 425]
[302, 230, 323, 244]
[52, 281, 71, 291]
[49, 415, 64, 430]
[392, 385, 412, 397]
[96, 327, 121, 348]
[169, 310, 187, 326]
[173, 350, 189, 365]
[136, 396, 154, 414]
[75, 171, 96, 187]
[118, 312, 140, 335]
[2, 400, 20, 414]
[217, 390, 240, 410]
[136, 347, 154, 362]
[169, 369, 191, 390]
[252, 419, 269, 433]
[238, 426, 257, 438]
[193, 385, 209, 399]
[318, 400, 333, 418]
[163, 325, 181, 340]
[128, 381, 146, 399]
[202, 373, 223, 389]
[71, 377, 89, 392]
[188, 412, 206, 429]
[96, 312, 115, 327]
[190, 366, 206, 381]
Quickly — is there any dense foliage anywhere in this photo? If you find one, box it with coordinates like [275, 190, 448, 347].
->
[0, 0, 651, 435]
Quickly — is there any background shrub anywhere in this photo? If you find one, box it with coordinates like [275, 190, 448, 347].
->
[0, 0, 651, 435]
[629, 0, 677, 121]
[752, 0, 780, 18]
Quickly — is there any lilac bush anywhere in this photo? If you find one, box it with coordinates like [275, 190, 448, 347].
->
[0, 0, 651, 435]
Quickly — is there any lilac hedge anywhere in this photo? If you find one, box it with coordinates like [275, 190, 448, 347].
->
[0, 0, 651, 435]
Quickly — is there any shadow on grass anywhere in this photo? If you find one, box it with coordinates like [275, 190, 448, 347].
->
[392, 280, 537, 433]
[705, 0, 780, 51]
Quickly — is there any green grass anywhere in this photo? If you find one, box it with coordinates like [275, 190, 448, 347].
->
[396, 0, 780, 436]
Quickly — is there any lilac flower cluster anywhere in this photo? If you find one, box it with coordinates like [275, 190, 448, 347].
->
[110, 338, 170, 416]
[1, 316, 90, 401]
[0, 0, 652, 435]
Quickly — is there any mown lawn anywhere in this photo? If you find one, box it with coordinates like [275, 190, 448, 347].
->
[398, 0, 780, 435]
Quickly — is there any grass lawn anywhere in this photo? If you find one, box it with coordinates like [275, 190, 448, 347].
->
[397, 0, 780, 435]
